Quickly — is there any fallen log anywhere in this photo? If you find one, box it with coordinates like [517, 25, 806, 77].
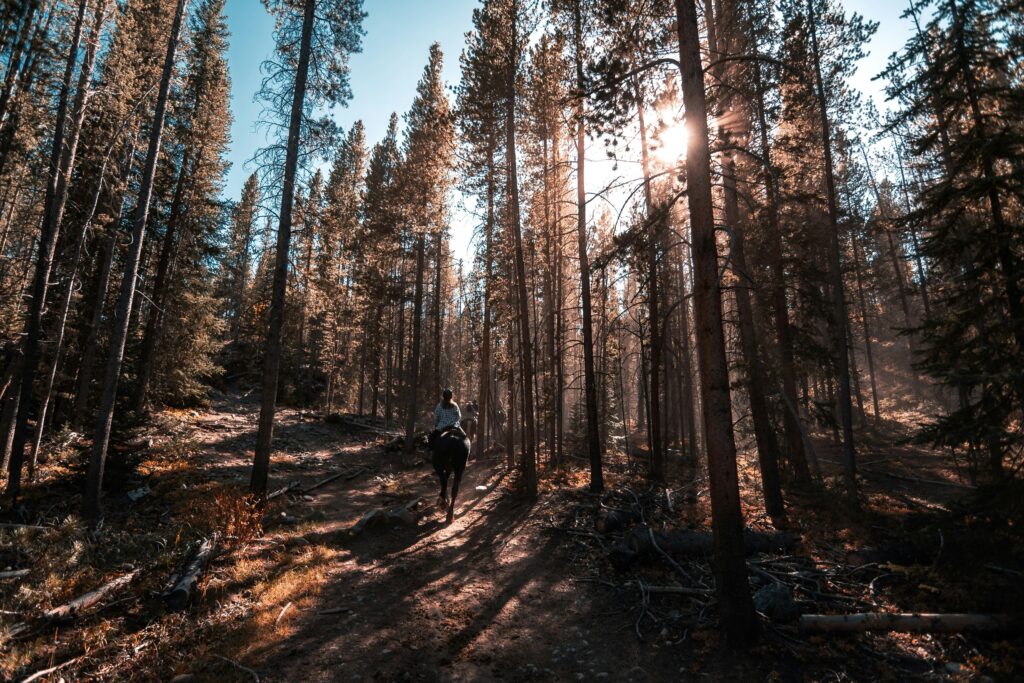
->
[859, 467, 975, 490]
[594, 508, 641, 534]
[43, 569, 141, 622]
[345, 498, 422, 539]
[0, 569, 30, 580]
[303, 467, 368, 494]
[267, 481, 301, 501]
[799, 612, 1016, 633]
[610, 525, 798, 571]
[164, 534, 219, 610]
[20, 655, 84, 683]
[0, 522, 47, 531]
[630, 581, 711, 596]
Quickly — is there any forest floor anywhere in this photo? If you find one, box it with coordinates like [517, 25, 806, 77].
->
[1, 392, 1023, 682]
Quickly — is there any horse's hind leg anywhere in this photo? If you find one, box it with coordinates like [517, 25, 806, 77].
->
[446, 462, 465, 525]
[437, 469, 450, 510]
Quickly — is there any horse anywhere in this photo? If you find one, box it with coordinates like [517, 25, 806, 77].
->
[428, 426, 470, 524]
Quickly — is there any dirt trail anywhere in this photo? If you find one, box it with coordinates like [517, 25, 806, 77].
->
[190, 396, 688, 682]
[136, 394, 1017, 682]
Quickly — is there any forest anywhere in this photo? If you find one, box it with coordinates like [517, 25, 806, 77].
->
[0, 0, 1022, 680]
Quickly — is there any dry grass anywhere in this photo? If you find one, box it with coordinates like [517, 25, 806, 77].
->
[0, 408, 354, 682]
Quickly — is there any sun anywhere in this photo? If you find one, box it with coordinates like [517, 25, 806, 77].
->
[652, 122, 689, 166]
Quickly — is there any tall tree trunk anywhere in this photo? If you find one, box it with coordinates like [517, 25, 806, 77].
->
[674, 0, 757, 647]
[849, 224, 880, 419]
[249, 0, 315, 497]
[475, 143, 495, 460]
[403, 234, 426, 454]
[72, 179, 129, 433]
[806, 0, 856, 498]
[505, 12, 537, 495]
[676, 245, 699, 464]
[752, 57, 811, 482]
[541, 133, 556, 464]
[5, 0, 88, 500]
[81, 0, 187, 517]
[636, 85, 663, 482]
[134, 143, 198, 412]
[724, 155, 785, 522]
[433, 230, 443, 393]
[573, 0, 602, 492]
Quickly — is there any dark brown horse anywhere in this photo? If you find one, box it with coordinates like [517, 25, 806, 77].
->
[428, 427, 470, 524]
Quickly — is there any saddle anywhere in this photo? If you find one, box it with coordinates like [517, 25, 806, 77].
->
[439, 425, 467, 440]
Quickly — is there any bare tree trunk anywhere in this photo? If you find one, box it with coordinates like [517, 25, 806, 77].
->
[573, 0, 602, 492]
[432, 230, 443, 393]
[723, 155, 785, 522]
[248, 0, 316, 498]
[134, 144, 197, 412]
[892, 136, 932, 319]
[403, 234, 426, 455]
[505, 13, 537, 495]
[4, 0, 88, 500]
[849, 224, 880, 419]
[635, 86, 663, 482]
[541, 134, 556, 464]
[72, 209, 122, 431]
[752, 57, 810, 482]
[806, 0, 856, 498]
[475, 145, 495, 460]
[677, 245, 699, 464]
[675, 0, 757, 647]
[846, 315, 868, 428]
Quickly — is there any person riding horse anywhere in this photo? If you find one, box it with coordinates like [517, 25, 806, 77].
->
[430, 387, 464, 445]
[429, 388, 470, 524]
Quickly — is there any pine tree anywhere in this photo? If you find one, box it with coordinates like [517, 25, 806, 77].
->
[883, 0, 1024, 476]
[250, 0, 364, 498]
[399, 43, 454, 453]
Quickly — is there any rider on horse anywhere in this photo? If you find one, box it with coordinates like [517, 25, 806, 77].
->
[429, 388, 470, 524]
[430, 387, 465, 450]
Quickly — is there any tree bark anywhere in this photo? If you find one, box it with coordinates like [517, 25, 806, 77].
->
[752, 54, 811, 482]
[475, 142, 495, 460]
[849, 223, 880, 419]
[799, 613, 1014, 633]
[723, 155, 785, 523]
[250, 0, 314, 498]
[403, 234, 426, 455]
[674, 0, 758, 647]
[636, 85, 663, 482]
[806, 0, 856, 499]
[573, 0, 602, 492]
[505, 6, 537, 495]
[82, 0, 187, 518]
[134, 141, 201, 412]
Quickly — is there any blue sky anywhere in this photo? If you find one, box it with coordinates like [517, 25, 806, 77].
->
[222, 0, 912, 263]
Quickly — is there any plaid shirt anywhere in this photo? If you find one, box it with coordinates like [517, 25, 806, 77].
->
[434, 401, 462, 430]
